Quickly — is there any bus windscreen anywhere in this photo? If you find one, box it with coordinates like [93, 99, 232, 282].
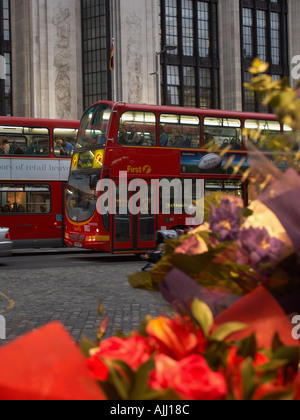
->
[76, 103, 112, 151]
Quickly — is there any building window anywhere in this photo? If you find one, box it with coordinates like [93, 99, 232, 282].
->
[198, 1, 210, 58]
[241, 0, 289, 112]
[0, 0, 12, 116]
[160, 0, 219, 109]
[167, 65, 180, 105]
[81, 0, 111, 110]
[184, 67, 196, 107]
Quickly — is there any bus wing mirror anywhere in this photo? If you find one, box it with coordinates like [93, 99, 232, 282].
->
[90, 174, 101, 190]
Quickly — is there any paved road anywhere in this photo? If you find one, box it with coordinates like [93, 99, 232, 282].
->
[0, 250, 170, 346]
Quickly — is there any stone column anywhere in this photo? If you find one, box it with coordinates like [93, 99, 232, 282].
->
[111, 0, 159, 105]
[11, 0, 83, 119]
[218, 0, 243, 111]
[10, 0, 33, 117]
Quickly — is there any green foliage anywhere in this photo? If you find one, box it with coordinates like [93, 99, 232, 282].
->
[244, 57, 300, 178]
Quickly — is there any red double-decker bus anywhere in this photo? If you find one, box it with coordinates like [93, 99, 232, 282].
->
[0, 117, 79, 248]
[64, 101, 283, 254]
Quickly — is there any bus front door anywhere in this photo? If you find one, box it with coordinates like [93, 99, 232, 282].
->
[112, 185, 157, 253]
[113, 213, 157, 253]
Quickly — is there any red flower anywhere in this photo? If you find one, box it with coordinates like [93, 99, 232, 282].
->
[225, 347, 270, 400]
[146, 315, 206, 360]
[87, 333, 151, 373]
[149, 354, 228, 400]
[86, 355, 110, 382]
[253, 367, 297, 400]
[252, 382, 290, 400]
[293, 373, 300, 400]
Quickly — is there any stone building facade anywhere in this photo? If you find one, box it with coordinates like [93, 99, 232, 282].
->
[10, 0, 82, 119]
[1, 0, 300, 119]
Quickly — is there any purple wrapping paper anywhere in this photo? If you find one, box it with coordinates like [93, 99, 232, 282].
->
[160, 268, 241, 317]
[262, 187, 300, 254]
[256, 168, 300, 255]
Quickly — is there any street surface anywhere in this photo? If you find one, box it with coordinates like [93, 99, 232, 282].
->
[0, 250, 170, 346]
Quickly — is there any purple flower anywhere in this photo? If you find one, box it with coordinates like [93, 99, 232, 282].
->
[236, 227, 285, 270]
[210, 197, 244, 242]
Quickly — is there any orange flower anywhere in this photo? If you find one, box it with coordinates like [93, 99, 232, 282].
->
[146, 315, 206, 360]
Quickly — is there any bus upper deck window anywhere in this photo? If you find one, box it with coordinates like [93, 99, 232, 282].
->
[0, 126, 50, 156]
[204, 117, 242, 150]
[244, 119, 281, 150]
[159, 114, 200, 149]
[54, 128, 78, 157]
[118, 111, 156, 147]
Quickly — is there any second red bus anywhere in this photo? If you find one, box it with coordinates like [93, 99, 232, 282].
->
[0, 117, 79, 248]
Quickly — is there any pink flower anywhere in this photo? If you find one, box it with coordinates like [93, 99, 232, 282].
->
[175, 235, 208, 256]
[149, 354, 228, 400]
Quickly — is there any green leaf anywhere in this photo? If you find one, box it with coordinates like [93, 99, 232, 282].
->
[211, 322, 248, 342]
[106, 359, 134, 400]
[204, 340, 231, 371]
[98, 380, 124, 400]
[129, 358, 162, 401]
[273, 346, 299, 371]
[128, 271, 158, 291]
[243, 207, 253, 218]
[138, 315, 153, 337]
[237, 334, 257, 359]
[241, 358, 257, 400]
[272, 332, 284, 353]
[259, 389, 295, 401]
[80, 334, 98, 358]
[158, 389, 182, 401]
[191, 298, 214, 337]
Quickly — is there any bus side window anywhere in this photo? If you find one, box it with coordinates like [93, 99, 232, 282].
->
[117, 111, 156, 147]
[0, 127, 50, 156]
[0, 184, 51, 214]
[244, 119, 281, 151]
[159, 114, 200, 149]
[53, 128, 78, 157]
[0, 135, 27, 155]
[203, 117, 242, 150]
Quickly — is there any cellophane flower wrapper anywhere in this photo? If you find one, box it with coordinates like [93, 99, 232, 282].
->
[160, 268, 241, 317]
[129, 168, 300, 316]
[259, 168, 300, 255]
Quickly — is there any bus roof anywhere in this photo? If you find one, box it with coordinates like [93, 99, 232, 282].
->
[86, 100, 278, 121]
[0, 116, 80, 128]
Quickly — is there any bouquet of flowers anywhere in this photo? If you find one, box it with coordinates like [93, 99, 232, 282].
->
[0, 286, 299, 400]
[82, 287, 300, 401]
[129, 173, 300, 315]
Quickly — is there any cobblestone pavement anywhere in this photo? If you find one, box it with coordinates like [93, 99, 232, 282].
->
[0, 252, 171, 346]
